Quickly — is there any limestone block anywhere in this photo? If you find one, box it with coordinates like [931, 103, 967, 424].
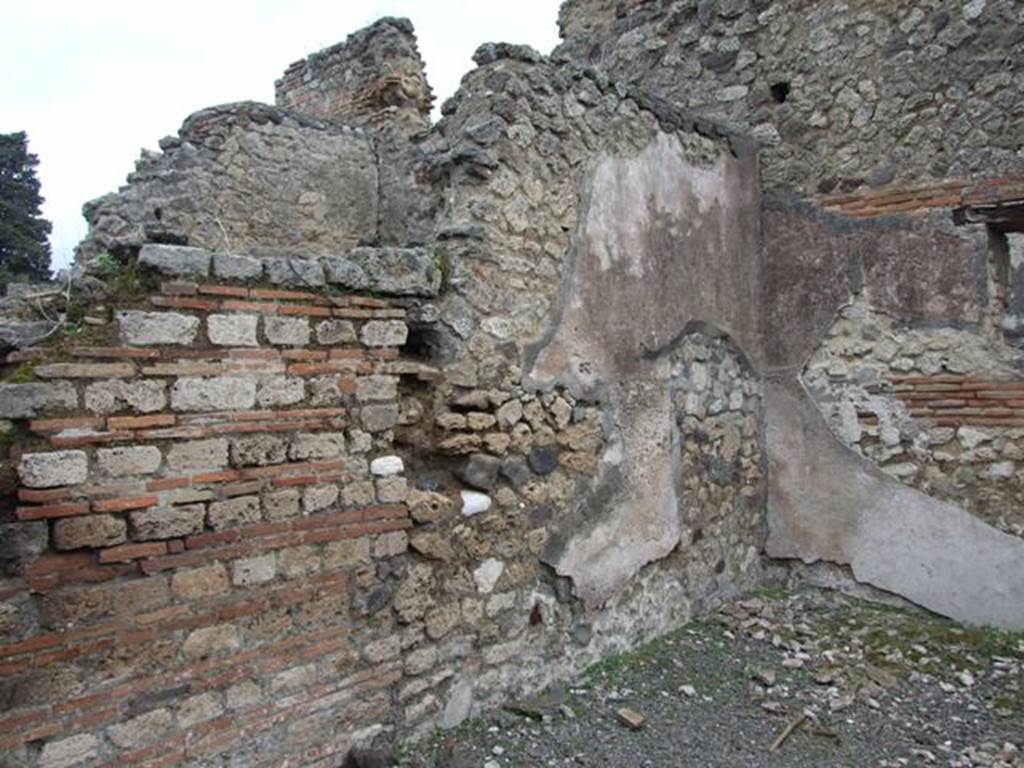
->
[376, 476, 408, 504]
[172, 563, 229, 600]
[265, 257, 325, 286]
[177, 692, 223, 728]
[35, 362, 135, 379]
[264, 316, 310, 346]
[360, 320, 408, 348]
[139, 244, 211, 277]
[91, 447, 161, 484]
[375, 531, 408, 558]
[183, 624, 240, 659]
[207, 313, 259, 346]
[327, 247, 441, 297]
[130, 504, 205, 540]
[356, 375, 399, 403]
[18, 450, 88, 488]
[108, 707, 174, 749]
[231, 553, 277, 586]
[262, 488, 301, 520]
[170, 376, 257, 411]
[0, 382, 78, 419]
[118, 310, 200, 346]
[277, 545, 321, 578]
[256, 376, 305, 407]
[85, 379, 166, 414]
[315, 319, 357, 344]
[231, 434, 287, 467]
[53, 514, 127, 550]
[38, 733, 100, 768]
[361, 403, 399, 432]
[303, 483, 339, 512]
[207, 495, 261, 530]
[342, 480, 376, 507]
[289, 432, 345, 461]
[167, 439, 228, 472]
[213, 253, 263, 280]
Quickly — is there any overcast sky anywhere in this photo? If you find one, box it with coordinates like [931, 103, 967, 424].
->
[3, 1, 562, 274]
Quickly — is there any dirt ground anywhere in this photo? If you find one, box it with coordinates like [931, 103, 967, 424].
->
[399, 589, 1023, 768]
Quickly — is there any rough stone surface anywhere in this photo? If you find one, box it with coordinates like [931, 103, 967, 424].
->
[18, 451, 89, 488]
[53, 515, 127, 550]
[264, 316, 310, 346]
[207, 313, 259, 346]
[212, 252, 263, 280]
[118, 310, 200, 346]
[170, 376, 257, 412]
[0, 382, 78, 419]
[97, 446, 162, 477]
[360, 320, 408, 347]
[138, 244, 211, 277]
[130, 504, 205, 540]
[327, 247, 442, 296]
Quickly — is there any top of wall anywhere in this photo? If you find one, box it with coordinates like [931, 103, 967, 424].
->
[275, 16, 433, 132]
[556, 0, 1024, 197]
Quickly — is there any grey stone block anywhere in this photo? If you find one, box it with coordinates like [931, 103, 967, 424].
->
[118, 310, 200, 346]
[264, 316, 310, 346]
[53, 514, 127, 550]
[323, 257, 371, 290]
[213, 253, 263, 280]
[0, 382, 78, 419]
[315, 319, 357, 345]
[84, 379, 166, 415]
[360, 320, 408, 348]
[207, 313, 259, 346]
[18, 450, 88, 488]
[170, 376, 257, 412]
[97, 446, 162, 477]
[167, 439, 229, 472]
[265, 258, 325, 287]
[139, 244, 211, 278]
[348, 247, 443, 297]
[130, 504, 206, 540]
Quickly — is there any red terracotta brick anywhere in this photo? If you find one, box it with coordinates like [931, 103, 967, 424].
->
[98, 541, 168, 563]
[17, 487, 72, 503]
[222, 299, 278, 314]
[281, 349, 329, 361]
[279, 303, 331, 317]
[71, 346, 161, 359]
[93, 494, 159, 513]
[107, 413, 176, 430]
[198, 283, 249, 297]
[15, 502, 90, 521]
[30, 416, 104, 432]
[151, 295, 220, 311]
[50, 430, 133, 448]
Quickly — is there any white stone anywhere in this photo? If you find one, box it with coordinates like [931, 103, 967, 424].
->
[18, 450, 88, 488]
[118, 310, 199, 346]
[460, 491, 492, 517]
[473, 558, 504, 594]
[38, 733, 99, 768]
[264, 316, 310, 346]
[360, 320, 408, 348]
[370, 456, 404, 476]
[207, 314, 259, 346]
[171, 376, 257, 412]
[97, 445, 162, 477]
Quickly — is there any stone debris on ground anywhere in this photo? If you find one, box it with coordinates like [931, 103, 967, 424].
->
[400, 589, 1023, 768]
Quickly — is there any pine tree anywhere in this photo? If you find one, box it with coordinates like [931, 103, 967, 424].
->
[0, 131, 52, 283]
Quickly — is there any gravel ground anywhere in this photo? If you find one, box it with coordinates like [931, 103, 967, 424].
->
[399, 589, 1023, 768]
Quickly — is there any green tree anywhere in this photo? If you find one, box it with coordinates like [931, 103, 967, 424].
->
[0, 131, 52, 283]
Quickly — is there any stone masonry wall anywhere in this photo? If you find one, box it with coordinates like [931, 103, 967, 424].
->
[556, 0, 1024, 196]
[77, 104, 378, 267]
[0, 40, 767, 767]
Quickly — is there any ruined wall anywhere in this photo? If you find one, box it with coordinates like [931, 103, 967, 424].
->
[557, 0, 1024, 196]
[78, 104, 378, 266]
[0, 36, 767, 768]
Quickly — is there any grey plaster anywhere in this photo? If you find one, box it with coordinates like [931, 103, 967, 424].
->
[527, 131, 761, 608]
[765, 376, 1024, 629]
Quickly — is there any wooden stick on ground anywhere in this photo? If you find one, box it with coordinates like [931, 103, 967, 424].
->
[768, 714, 807, 753]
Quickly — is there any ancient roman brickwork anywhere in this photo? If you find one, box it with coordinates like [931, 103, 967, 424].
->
[557, 0, 1024, 196]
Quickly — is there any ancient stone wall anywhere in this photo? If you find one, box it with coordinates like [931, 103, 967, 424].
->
[2, 5, 1024, 766]
[557, 0, 1024, 196]
[78, 104, 378, 267]
[0, 37, 766, 767]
